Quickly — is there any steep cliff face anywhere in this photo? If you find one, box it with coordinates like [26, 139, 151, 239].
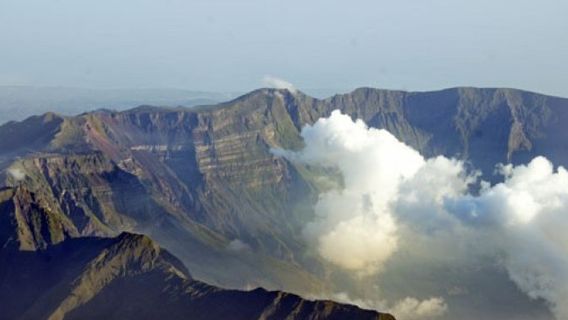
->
[1, 87, 568, 294]
[0, 109, 323, 294]
[0, 230, 392, 320]
[0, 186, 79, 251]
[78, 95, 317, 261]
[4, 152, 167, 238]
[287, 87, 565, 175]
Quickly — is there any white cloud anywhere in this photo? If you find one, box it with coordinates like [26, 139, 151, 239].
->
[275, 110, 424, 274]
[324, 292, 447, 320]
[227, 239, 251, 252]
[389, 297, 448, 320]
[273, 110, 568, 320]
[262, 75, 297, 93]
[7, 167, 26, 181]
[449, 156, 568, 319]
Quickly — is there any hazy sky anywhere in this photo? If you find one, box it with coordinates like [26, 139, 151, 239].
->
[1, 0, 567, 96]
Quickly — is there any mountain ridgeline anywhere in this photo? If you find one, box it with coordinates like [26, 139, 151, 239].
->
[0, 190, 388, 319]
[1, 87, 567, 319]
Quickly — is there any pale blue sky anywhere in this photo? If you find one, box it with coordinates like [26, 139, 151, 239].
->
[1, 0, 567, 97]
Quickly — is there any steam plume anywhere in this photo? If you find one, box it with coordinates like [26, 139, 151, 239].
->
[262, 75, 297, 93]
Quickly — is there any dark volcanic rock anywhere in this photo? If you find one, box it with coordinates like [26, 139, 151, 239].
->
[0, 231, 391, 320]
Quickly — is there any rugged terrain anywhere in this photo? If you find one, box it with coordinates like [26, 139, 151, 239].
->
[1, 86, 567, 319]
[0, 187, 390, 320]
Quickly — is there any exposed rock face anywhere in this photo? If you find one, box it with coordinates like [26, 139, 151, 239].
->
[15, 152, 168, 235]
[1, 86, 568, 294]
[289, 87, 565, 175]
[0, 186, 79, 251]
[0, 228, 391, 320]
